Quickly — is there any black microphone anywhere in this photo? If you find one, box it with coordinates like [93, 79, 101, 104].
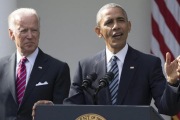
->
[82, 72, 97, 90]
[99, 72, 114, 88]
[93, 72, 114, 105]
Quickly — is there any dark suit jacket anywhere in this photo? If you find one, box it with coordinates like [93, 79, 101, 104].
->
[64, 45, 180, 116]
[0, 49, 71, 120]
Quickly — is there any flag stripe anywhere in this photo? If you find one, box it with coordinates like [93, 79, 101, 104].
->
[150, 50, 153, 54]
[151, 35, 166, 71]
[164, 0, 180, 27]
[176, 0, 180, 6]
[152, 0, 180, 58]
[152, 16, 175, 60]
[155, 0, 180, 45]
[151, 35, 166, 75]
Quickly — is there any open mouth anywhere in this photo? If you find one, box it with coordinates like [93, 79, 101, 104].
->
[112, 33, 123, 38]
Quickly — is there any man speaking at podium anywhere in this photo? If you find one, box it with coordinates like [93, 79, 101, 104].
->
[33, 3, 180, 116]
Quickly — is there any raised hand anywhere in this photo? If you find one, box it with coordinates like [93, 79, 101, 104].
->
[164, 52, 180, 84]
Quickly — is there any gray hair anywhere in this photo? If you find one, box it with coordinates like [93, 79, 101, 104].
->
[96, 3, 128, 26]
[8, 8, 40, 31]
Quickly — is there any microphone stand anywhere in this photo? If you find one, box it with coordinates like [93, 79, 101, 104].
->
[82, 85, 97, 104]
[82, 84, 103, 105]
[93, 86, 103, 105]
[81, 72, 114, 105]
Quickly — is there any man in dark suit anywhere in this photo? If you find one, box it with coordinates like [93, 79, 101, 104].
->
[0, 8, 71, 120]
[63, 3, 180, 116]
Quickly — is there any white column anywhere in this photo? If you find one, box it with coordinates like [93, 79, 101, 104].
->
[0, 0, 17, 58]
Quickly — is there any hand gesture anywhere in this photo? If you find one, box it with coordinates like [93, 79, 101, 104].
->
[164, 52, 180, 84]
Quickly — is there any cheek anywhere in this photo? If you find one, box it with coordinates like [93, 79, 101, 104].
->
[125, 25, 131, 33]
[103, 29, 111, 38]
[36, 34, 40, 40]
[15, 37, 24, 47]
[34, 33, 40, 39]
[16, 40, 22, 47]
[35, 35, 40, 43]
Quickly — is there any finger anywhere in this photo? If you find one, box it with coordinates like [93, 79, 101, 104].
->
[171, 58, 178, 65]
[177, 55, 180, 60]
[32, 104, 36, 110]
[36, 100, 53, 105]
[166, 52, 171, 65]
[176, 65, 180, 75]
[32, 100, 44, 111]
[32, 100, 48, 119]
[32, 104, 36, 119]
[37, 100, 48, 104]
[177, 70, 180, 77]
[170, 55, 179, 68]
[32, 102, 38, 110]
[32, 110, 35, 119]
[32, 103, 38, 118]
[178, 56, 180, 65]
[177, 66, 180, 71]
[32, 100, 51, 120]
[44, 101, 53, 105]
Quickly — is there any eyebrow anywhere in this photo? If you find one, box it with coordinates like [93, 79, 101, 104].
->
[105, 19, 112, 23]
[117, 17, 125, 20]
[104, 16, 126, 23]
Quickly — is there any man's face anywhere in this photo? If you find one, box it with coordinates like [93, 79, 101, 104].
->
[9, 14, 40, 56]
[96, 7, 131, 54]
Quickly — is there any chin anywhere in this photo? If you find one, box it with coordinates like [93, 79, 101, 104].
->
[112, 43, 125, 50]
[26, 47, 37, 53]
[113, 42, 124, 47]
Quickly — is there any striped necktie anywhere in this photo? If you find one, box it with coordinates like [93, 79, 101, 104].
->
[108, 56, 119, 105]
[16, 57, 27, 105]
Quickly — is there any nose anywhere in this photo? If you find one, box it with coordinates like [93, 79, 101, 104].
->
[27, 30, 32, 38]
[112, 22, 120, 30]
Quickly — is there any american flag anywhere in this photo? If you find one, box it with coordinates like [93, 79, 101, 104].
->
[151, 0, 180, 119]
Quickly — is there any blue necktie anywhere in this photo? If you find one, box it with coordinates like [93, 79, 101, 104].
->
[109, 56, 119, 105]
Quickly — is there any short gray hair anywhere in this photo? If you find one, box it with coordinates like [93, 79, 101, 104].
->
[8, 8, 40, 31]
[96, 3, 128, 26]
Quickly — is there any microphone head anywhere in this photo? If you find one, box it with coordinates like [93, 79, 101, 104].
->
[86, 72, 97, 82]
[82, 72, 97, 90]
[98, 72, 114, 88]
[104, 72, 114, 81]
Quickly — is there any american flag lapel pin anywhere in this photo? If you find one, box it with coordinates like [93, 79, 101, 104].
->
[130, 66, 134, 69]
[38, 66, 42, 69]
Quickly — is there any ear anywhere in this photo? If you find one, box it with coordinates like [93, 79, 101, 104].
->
[128, 21, 131, 33]
[95, 27, 102, 38]
[9, 29, 15, 41]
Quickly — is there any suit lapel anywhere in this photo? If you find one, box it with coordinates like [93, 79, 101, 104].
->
[92, 50, 111, 105]
[20, 49, 48, 107]
[7, 53, 18, 106]
[116, 46, 139, 105]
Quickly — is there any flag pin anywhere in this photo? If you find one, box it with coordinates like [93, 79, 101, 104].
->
[38, 66, 42, 69]
[130, 66, 134, 69]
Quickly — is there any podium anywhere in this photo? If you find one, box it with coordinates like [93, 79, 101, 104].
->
[35, 105, 164, 120]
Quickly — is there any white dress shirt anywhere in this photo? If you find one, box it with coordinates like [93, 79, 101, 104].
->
[16, 48, 39, 86]
[106, 43, 128, 84]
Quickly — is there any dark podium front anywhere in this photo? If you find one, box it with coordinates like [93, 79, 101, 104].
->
[35, 105, 164, 120]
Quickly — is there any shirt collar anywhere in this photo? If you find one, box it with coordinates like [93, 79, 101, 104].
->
[16, 48, 39, 65]
[106, 43, 128, 64]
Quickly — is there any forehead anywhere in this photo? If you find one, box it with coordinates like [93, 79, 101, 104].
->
[14, 14, 38, 27]
[100, 7, 125, 20]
